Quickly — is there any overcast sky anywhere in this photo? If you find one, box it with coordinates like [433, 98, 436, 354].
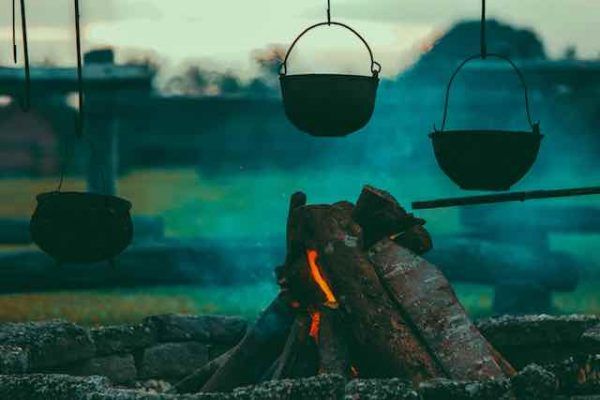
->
[1, 0, 598, 78]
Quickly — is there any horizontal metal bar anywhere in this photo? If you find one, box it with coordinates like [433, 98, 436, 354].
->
[412, 186, 600, 210]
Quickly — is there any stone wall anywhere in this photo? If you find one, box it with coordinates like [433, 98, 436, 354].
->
[0, 313, 599, 399]
[0, 314, 247, 385]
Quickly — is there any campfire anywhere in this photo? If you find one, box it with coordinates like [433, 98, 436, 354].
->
[174, 186, 515, 394]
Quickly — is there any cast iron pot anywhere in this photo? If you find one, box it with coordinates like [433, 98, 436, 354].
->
[431, 54, 543, 191]
[280, 22, 381, 137]
[30, 191, 133, 263]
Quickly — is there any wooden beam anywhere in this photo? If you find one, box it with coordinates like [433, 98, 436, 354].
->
[0, 65, 152, 95]
[412, 186, 600, 210]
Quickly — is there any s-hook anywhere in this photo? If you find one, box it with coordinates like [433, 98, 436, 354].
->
[12, 0, 17, 62]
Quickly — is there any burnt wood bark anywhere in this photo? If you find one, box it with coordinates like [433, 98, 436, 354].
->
[316, 306, 351, 378]
[369, 238, 511, 380]
[200, 293, 295, 392]
[172, 347, 235, 394]
[271, 313, 318, 379]
[353, 185, 430, 252]
[352, 185, 433, 254]
[285, 202, 444, 383]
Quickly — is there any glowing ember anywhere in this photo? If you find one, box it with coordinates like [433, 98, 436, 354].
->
[309, 310, 321, 342]
[306, 249, 338, 306]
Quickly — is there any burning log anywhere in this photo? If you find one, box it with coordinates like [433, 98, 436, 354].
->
[361, 185, 514, 380]
[284, 201, 444, 383]
[353, 185, 431, 253]
[271, 314, 319, 380]
[314, 306, 351, 378]
[369, 238, 511, 380]
[200, 293, 295, 392]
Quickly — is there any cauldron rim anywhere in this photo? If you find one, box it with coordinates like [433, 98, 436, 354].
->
[35, 191, 132, 211]
[280, 73, 379, 81]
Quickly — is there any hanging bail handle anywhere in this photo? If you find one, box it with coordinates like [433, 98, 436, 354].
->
[279, 21, 381, 77]
[436, 54, 536, 133]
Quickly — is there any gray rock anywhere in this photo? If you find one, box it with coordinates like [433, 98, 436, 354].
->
[477, 315, 600, 368]
[86, 388, 232, 400]
[71, 354, 138, 384]
[510, 364, 558, 400]
[418, 378, 511, 400]
[344, 378, 417, 399]
[144, 315, 247, 345]
[139, 342, 209, 380]
[233, 374, 345, 400]
[92, 324, 156, 356]
[0, 320, 96, 370]
[0, 373, 109, 400]
[477, 315, 600, 347]
[547, 355, 600, 395]
[0, 345, 29, 373]
[582, 324, 600, 347]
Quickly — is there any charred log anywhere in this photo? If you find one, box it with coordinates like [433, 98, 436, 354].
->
[369, 238, 511, 380]
[315, 306, 351, 378]
[353, 185, 430, 253]
[200, 293, 295, 392]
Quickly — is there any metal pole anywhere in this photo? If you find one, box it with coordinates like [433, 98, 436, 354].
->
[412, 186, 600, 210]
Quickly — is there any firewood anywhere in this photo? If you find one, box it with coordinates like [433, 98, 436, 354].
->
[271, 313, 318, 379]
[172, 347, 235, 394]
[353, 185, 430, 253]
[316, 306, 351, 378]
[368, 238, 511, 380]
[286, 202, 443, 383]
[201, 293, 296, 392]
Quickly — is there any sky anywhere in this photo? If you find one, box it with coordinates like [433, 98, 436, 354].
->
[0, 0, 599, 78]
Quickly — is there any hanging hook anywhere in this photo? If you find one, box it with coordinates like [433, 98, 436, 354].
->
[327, 0, 331, 25]
[18, 0, 31, 111]
[480, 0, 487, 59]
[12, 0, 17, 63]
[74, 0, 84, 137]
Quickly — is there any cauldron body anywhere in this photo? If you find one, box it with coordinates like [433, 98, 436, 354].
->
[280, 74, 379, 137]
[430, 130, 543, 191]
[30, 191, 133, 263]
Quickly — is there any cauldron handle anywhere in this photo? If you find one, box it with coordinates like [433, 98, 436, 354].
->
[279, 21, 381, 77]
[437, 53, 537, 133]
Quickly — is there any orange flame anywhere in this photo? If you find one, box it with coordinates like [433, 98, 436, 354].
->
[309, 310, 321, 342]
[306, 249, 338, 306]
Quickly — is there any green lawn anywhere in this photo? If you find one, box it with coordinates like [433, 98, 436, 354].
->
[0, 281, 597, 327]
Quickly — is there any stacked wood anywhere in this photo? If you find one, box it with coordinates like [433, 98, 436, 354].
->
[175, 185, 515, 394]
[199, 293, 296, 393]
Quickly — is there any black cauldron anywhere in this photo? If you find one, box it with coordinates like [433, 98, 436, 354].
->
[30, 191, 133, 263]
[280, 22, 381, 137]
[431, 54, 543, 191]
[430, 129, 543, 191]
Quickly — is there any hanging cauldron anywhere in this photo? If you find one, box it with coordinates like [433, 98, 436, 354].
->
[28, 0, 134, 265]
[280, 21, 381, 137]
[30, 191, 133, 264]
[430, 54, 543, 191]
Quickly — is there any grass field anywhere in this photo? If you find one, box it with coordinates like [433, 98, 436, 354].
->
[0, 282, 598, 326]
